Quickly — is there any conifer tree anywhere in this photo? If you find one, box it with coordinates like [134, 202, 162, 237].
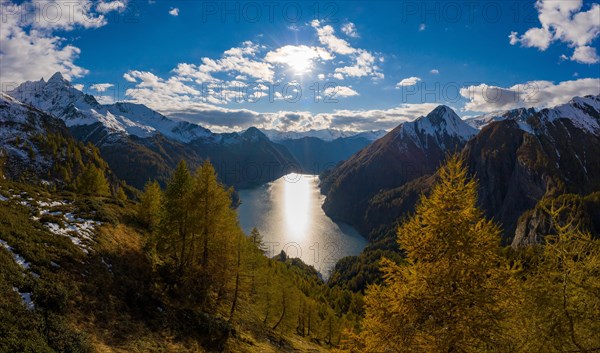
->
[76, 164, 110, 196]
[513, 198, 600, 352]
[155, 160, 193, 283]
[154, 160, 241, 313]
[352, 155, 510, 352]
[138, 181, 162, 229]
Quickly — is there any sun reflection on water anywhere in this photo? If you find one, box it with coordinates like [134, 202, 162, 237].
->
[283, 173, 311, 238]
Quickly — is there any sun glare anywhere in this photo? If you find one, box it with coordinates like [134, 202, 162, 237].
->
[283, 173, 311, 237]
[287, 51, 314, 74]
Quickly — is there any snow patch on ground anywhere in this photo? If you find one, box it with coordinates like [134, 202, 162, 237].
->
[0, 239, 32, 270]
[0, 187, 100, 254]
[12, 287, 35, 310]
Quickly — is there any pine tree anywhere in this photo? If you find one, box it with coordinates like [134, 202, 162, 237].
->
[137, 181, 162, 230]
[512, 198, 600, 352]
[76, 164, 110, 196]
[154, 160, 241, 313]
[353, 155, 510, 352]
[155, 160, 193, 283]
[116, 186, 128, 201]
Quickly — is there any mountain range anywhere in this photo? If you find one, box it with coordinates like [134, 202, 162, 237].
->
[321, 94, 600, 247]
[261, 129, 387, 173]
[8, 73, 298, 189]
[2, 72, 599, 250]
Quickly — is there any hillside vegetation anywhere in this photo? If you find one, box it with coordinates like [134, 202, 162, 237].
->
[0, 162, 360, 352]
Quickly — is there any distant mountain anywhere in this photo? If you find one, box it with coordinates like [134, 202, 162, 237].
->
[464, 94, 600, 240]
[320, 105, 477, 236]
[464, 107, 537, 129]
[0, 93, 110, 186]
[262, 128, 387, 142]
[322, 95, 600, 245]
[272, 136, 374, 173]
[8, 73, 298, 189]
[261, 129, 387, 173]
[9, 73, 212, 143]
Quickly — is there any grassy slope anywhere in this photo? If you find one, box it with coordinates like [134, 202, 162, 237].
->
[0, 180, 331, 353]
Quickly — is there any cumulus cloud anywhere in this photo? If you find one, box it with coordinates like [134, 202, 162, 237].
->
[175, 41, 274, 83]
[334, 50, 384, 80]
[118, 21, 392, 130]
[396, 77, 422, 87]
[461, 78, 600, 112]
[311, 20, 356, 55]
[324, 86, 359, 98]
[163, 99, 438, 132]
[0, 0, 125, 87]
[265, 45, 333, 73]
[169, 8, 179, 16]
[97, 1, 126, 14]
[90, 83, 114, 92]
[571, 45, 600, 64]
[509, 0, 600, 64]
[430, 69, 439, 75]
[342, 22, 359, 38]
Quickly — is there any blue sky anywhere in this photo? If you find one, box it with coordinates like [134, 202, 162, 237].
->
[2, 0, 599, 131]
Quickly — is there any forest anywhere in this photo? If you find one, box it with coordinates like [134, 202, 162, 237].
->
[1, 155, 598, 352]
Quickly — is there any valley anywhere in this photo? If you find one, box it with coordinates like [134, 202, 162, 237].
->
[2, 0, 600, 350]
[1, 80, 600, 351]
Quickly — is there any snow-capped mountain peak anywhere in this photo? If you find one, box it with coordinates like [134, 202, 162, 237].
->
[7, 72, 212, 143]
[540, 94, 600, 134]
[47, 72, 68, 85]
[401, 105, 477, 145]
[465, 107, 537, 130]
[261, 128, 387, 142]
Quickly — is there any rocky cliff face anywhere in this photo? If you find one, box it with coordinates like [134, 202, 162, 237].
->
[322, 95, 600, 245]
[321, 105, 477, 233]
[512, 192, 600, 247]
[464, 95, 600, 239]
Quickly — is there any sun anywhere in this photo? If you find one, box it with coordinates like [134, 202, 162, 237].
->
[265, 45, 330, 76]
[286, 50, 314, 74]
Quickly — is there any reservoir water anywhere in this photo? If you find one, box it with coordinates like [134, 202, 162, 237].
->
[237, 173, 367, 279]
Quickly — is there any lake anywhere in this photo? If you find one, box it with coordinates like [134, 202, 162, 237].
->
[237, 173, 367, 280]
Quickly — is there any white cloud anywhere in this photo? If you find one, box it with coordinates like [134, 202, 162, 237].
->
[95, 95, 116, 104]
[123, 72, 137, 82]
[169, 8, 179, 16]
[515, 27, 554, 50]
[334, 50, 384, 80]
[571, 45, 600, 64]
[461, 78, 600, 112]
[29, 0, 122, 31]
[177, 41, 274, 83]
[96, 1, 126, 14]
[342, 22, 359, 38]
[73, 84, 85, 91]
[150, 93, 438, 132]
[430, 69, 439, 74]
[90, 83, 114, 92]
[509, 0, 600, 63]
[324, 86, 359, 98]
[0, 0, 126, 86]
[311, 20, 356, 55]
[419, 24, 426, 31]
[265, 45, 333, 73]
[396, 77, 422, 87]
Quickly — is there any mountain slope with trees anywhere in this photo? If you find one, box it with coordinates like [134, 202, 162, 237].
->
[7, 74, 298, 189]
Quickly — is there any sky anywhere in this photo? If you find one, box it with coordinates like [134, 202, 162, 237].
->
[1, 0, 599, 132]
